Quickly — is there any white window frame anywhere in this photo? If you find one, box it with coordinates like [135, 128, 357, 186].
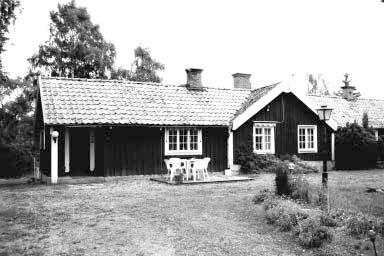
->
[253, 123, 275, 154]
[164, 128, 202, 156]
[374, 129, 379, 141]
[297, 125, 318, 153]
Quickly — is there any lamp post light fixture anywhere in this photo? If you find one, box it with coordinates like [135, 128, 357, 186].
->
[316, 105, 333, 186]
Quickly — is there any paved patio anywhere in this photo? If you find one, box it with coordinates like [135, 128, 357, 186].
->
[150, 174, 253, 185]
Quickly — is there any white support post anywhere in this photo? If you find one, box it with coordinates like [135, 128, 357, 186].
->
[64, 128, 70, 173]
[89, 128, 95, 172]
[50, 128, 59, 184]
[331, 132, 335, 161]
[227, 128, 234, 169]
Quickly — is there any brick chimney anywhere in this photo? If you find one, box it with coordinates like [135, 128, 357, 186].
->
[232, 73, 251, 89]
[341, 73, 358, 100]
[186, 68, 203, 88]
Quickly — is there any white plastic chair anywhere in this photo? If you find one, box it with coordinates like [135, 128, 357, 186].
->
[164, 159, 171, 178]
[190, 158, 210, 181]
[167, 158, 187, 181]
[203, 157, 211, 178]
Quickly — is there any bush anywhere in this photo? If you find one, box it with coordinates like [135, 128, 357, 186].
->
[264, 198, 310, 232]
[335, 123, 378, 170]
[345, 213, 373, 237]
[320, 213, 338, 227]
[297, 217, 333, 248]
[378, 136, 384, 161]
[0, 143, 32, 178]
[345, 212, 382, 237]
[236, 143, 317, 174]
[289, 175, 310, 203]
[275, 166, 291, 196]
[263, 196, 279, 211]
[252, 188, 274, 204]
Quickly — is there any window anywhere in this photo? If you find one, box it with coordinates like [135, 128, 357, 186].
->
[165, 128, 202, 155]
[253, 123, 275, 154]
[297, 125, 318, 153]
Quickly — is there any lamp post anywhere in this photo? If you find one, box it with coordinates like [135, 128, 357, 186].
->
[316, 105, 333, 186]
[316, 105, 332, 212]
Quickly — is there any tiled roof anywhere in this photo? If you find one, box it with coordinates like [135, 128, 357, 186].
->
[39, 77, 252, 126]
[307, 95, 384, 128]
[234, 83, 279, 118]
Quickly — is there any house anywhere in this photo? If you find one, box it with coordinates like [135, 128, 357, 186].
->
[35, 69, 338, 182]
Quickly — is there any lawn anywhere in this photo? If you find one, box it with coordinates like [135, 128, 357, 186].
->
[0, 174, 304, 256]
[0, 170, 383, 256]
[306, 169, 384, 217]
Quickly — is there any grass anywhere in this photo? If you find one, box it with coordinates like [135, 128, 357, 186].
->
[1, 170, 383, 255]
[1, 174, 306, 256]
[305, 169, 384, 217]
[294, 169, 384, 256]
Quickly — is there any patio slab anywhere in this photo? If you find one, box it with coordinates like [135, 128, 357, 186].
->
[150, 175, 253, 185]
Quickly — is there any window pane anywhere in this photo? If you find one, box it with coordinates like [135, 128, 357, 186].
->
[299, 128, 305, 149]
[169, 129, 177, 150]
[254, 128, 263, 150]
[307, 128, 314, 149]
[179, 128, 188, 150]
[264, 128, 271, 150]
[190, 129, 198, 150]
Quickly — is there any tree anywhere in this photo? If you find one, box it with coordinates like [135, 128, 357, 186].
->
[0, 77, 35, 177]
[335, 122, 377, 170]
[0, 0, 20, 80]
[307, 73, 330, 96]
[28, 0, 116, 78]
[111, 46, 165, 83]
[130, 46, 164, 83]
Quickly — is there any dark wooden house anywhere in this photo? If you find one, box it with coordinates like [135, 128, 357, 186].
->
[35, 69, 338, 182]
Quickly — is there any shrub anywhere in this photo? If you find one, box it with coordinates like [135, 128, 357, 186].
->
[265, 203, 283, 225]
[290, 155, 319, 173]
[328, 208, 348, 224]
[275, 166, 291, 196]
[263, 196, 279, 211]
[252, 188, 274, 204]
[264, 198, 310, 232]
[0, 143, 33, 178]
[297, 217, 333, 248]
[378, 136, 384, 162]
[335, 123, 378, 170]
[345, 213, 373, 237]
[236, 143, 317, 174]
[289, 175, 310, 203]
[320, 213, 338, 227]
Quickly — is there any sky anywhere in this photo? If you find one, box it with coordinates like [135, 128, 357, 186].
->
[2, 0, 384, 99]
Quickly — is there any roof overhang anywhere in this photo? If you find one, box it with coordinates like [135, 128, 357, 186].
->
[231, 82, 338, 131]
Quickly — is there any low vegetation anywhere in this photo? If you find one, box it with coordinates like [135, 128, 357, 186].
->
[235, 143, 318, 174]
[254, 169, 384, 255]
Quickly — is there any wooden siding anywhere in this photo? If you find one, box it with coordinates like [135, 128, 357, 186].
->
[40, 125, 228, 176]
[104, 126, 228, 176]
[378, 128, 384, 137]
[103, 127, 163, 176]
[234, 92, 332, 162]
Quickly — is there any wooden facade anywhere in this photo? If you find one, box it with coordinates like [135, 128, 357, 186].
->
[39, 125, 228, 176]
[233, 92, 333, 163]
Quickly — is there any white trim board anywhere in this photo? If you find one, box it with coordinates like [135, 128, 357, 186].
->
[231, 82, 338, 131]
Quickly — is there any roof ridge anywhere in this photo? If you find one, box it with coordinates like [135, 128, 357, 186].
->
[41, 76, 166, 86]
[41, 76, 254, 91]
[250, 82, 280, 92]
[307, 93, 384, 101]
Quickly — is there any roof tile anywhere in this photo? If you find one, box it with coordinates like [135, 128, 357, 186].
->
[39, 77, 252, 126]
